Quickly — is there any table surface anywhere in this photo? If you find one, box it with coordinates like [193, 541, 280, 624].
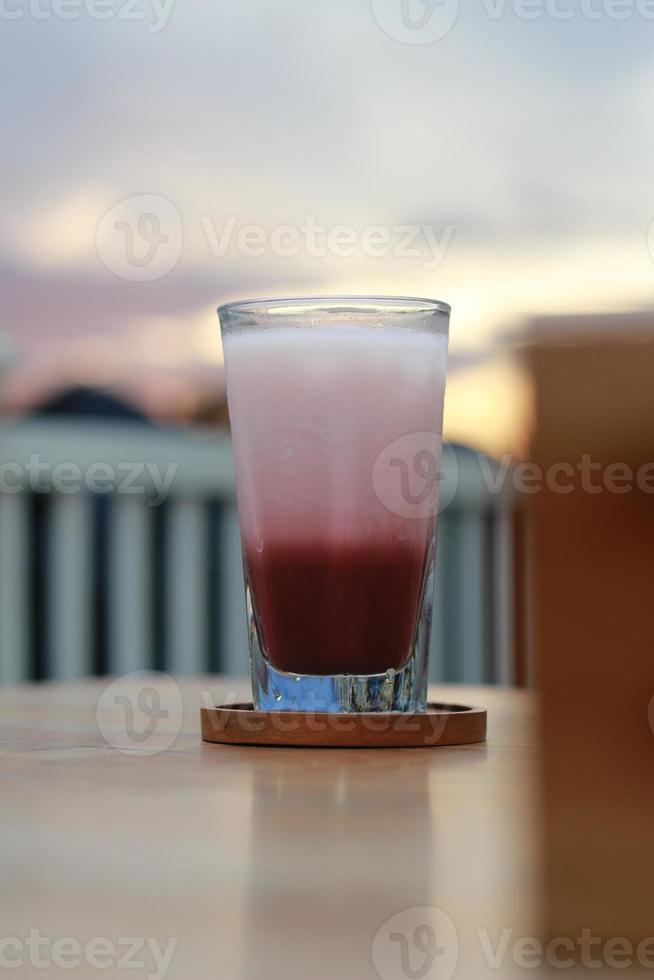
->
[1, 679, 538, 980]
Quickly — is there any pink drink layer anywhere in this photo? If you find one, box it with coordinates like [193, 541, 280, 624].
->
[224, 327, 448, 676]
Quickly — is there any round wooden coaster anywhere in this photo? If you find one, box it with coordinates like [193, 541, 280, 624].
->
[201, 702, 486, 749]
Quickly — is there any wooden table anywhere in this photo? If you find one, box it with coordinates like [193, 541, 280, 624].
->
[1, 679, 537, 979]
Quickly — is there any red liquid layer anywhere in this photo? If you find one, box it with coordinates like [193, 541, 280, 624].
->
[245, 540, 429, 676]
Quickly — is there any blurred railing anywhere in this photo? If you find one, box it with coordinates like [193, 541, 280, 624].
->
[0, 419, 516, 685]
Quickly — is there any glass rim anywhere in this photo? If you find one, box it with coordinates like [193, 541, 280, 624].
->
[218, 294, 451, 324]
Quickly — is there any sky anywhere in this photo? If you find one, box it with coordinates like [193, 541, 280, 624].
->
[1, 0, 653, 453]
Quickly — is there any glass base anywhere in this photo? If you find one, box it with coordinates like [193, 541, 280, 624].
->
[246, 558, 434, 713]
[252, 657, 428, 713]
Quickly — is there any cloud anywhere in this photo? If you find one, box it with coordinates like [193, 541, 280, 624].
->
[1, 0, 652, 379]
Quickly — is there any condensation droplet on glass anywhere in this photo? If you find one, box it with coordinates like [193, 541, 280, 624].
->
[385, 669, 395, 685]
[273, 688, 282, 702]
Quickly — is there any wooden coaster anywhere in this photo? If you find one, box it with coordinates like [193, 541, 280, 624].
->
[201, 702, 486, 749]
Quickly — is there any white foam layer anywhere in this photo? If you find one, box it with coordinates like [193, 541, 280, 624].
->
[223, 327, 448, 543]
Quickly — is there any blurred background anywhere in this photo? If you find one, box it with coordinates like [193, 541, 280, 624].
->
[0, 0, 652, 685]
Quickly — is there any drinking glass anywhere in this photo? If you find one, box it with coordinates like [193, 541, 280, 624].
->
[218, 297, 450, 712]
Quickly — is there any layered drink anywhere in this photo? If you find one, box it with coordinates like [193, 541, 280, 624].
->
[220, 304, 449, 707]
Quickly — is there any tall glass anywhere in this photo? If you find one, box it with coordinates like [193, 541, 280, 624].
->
[218, 297, 450, 713]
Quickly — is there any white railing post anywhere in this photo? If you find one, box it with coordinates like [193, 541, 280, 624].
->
[46, 494, 93, 679]
[165, 498, 207, 675]
[0, 494, 30, 683]
[108, 496, 152, 675]
[457, 508, 487, 684]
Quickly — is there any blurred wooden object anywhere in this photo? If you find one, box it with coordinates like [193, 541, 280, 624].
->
[511, 500, 531, 687]
[530, 331, 654, 943]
